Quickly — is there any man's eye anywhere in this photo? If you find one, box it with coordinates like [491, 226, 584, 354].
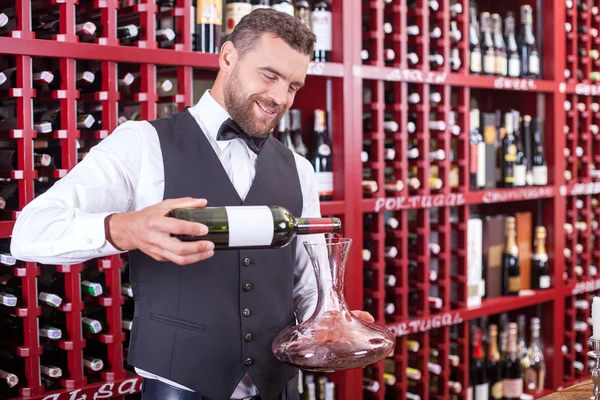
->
[263, 74, 276, 81]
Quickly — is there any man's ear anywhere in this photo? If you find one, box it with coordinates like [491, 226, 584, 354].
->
[219, 41, 238, 72]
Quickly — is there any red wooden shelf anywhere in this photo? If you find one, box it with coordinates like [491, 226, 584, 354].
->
[320, 201, 345, 216]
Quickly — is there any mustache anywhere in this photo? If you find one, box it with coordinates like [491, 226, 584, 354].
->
[251, 96, 285, 114]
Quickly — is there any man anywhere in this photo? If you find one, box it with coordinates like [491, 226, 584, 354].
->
[10, 8, 373, 400]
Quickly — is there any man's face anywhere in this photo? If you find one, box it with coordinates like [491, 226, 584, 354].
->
[223, 34, 310, 137]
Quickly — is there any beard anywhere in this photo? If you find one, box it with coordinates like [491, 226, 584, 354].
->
[223, 66, 285, 138]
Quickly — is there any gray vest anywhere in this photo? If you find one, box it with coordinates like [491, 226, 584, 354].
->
[127, 109, 303, 400]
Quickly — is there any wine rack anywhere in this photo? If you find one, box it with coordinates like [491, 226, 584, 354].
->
[0, 0, 599, 399]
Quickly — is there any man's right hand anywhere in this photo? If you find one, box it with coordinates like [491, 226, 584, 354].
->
[105, 197, 215, 265]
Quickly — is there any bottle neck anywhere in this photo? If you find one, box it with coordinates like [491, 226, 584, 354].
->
[505, 229, 518, 255]
[296, 218, 341, 235]
[489, 332, 501, 360]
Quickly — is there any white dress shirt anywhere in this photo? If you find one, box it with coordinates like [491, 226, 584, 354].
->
[10, 90, 321, 398]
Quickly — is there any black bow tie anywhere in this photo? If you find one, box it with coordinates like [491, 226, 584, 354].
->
[216, 118, 268, 154]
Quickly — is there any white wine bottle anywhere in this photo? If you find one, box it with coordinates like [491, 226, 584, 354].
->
[169, 206, 341, 248]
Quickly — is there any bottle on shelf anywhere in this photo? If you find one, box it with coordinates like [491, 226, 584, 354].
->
[502, 112, 517, 188]
[532, 118, 548, 186]
[469, 7, 482, 75]
[294, 0, 311, 29]
[531, 226, 550, 290]
[196, 0, 222, 54]
[225, 0, 252, 35]
[492, 13, 507, 76]
[310, 109, 333, 201]
[504, 12, 521, 78]
[470, 107, 486, 190]
[504, 322, 524, 399]
[487, 324, 504, 399]
[526, 317, 546, 393]
[289, 109, 308, 158]
[502, 216, 521, 296]
[481, 12, 496, 76]
[518, 5, 540, 79]
[311, 0, 332, 62]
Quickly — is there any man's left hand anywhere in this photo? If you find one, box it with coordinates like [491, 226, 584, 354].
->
[352, 310, 375, 323]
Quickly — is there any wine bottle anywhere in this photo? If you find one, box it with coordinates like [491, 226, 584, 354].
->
[0, 274, 62, 308]
[502, 216, 520, 296]
[531, 118, 548, 185]
[505, 12, 521, 78]
[294, 0, 311, 29]
[169, 205, 341, 247]
[469, 7, 482, 75]
[531, 226, 550, 290]
[512, 111, 527, 187]
[289, 109, 308, 158]
[272, 0, 294, 15]
[225, 0, 252, 35]
[251, 0, 270, 9]
[481, 12, 495, 76]
[471, 327, 489, 399]
[502, 112, 517, 188]
[196, 0, 222, 54]
[503, 323, 523, 400]
[492, 13, 507, 76]
[117, 24, 139, 44]
[311, 0, 332, 62]
[518, 5, 540, 79]
[310, 110, 333, 201]
[278, 112, 295, 152]
[470, 108, 485, 190]
[526, 317, 546, 393]
[518, 315, 531, 388]
[487, 324, 504, 399]
[522, 115, 534, 186]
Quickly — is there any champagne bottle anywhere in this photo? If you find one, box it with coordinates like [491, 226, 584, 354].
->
[518, 315, 531, 388]
[526, 317, 546, 393]
[504, 12, 520, 78]
[518, 5, 540, 78]
[487, 324, 504, 399]
[492, 13, 507, 76]
[469, 7, 482, 74]
[311, 109, 333, 201]
[225, 0, 252, 35]
[512, 111, 527, 187]
[294, 0, 311, 29]
[531, 118, 548, 185]
[290, 110, 308, 158]
[169, 206, 341, 247]
[502, 217, 520, 296]
[502, 112, 517, 188]
[503, 323, 523, 399]
[471, 327, 489, 399]
[278, 112, 295, 152]
[531, 226, 550, 289]
[481, 12, 495, 76]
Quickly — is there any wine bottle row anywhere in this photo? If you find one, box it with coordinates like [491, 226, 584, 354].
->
[564, 0, 600, 82]
[1, 0, 334, 61]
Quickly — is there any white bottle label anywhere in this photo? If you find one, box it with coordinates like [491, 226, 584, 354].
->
[503, 378, 523, 398]
[496, 56, 508, 76]
[529, 54, 540, 75]
[225, 3, 252, 34]
[514, 164, 527, 186]
[470, 51, 482, 73]
[484, 53, 495, 74]
[539, 275, 550, 289]
[225, 206, 275, 247]
[272, 2, 294, 16]
[533, 165, 548, 185]
[312, 10, 332, 51]
[316, 171, 334, 197]
[508, 58, 520, 77]
[475, 383, 489, 400]
[477, 142, 486, 188]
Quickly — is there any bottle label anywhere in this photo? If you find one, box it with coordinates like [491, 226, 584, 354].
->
[224, 206, 275, 247]
[491, 381, 504, 399]
[470, 51, 482, 73]
[505, 144, 517, 162]
[503, 378, 523, 397]
[484, 52, 495, 74]
[39, 292, 62, 308]
[272, 2, 295, 16]
[252, 4, 270, 10]
[508, 57, 520, 77]
[539, 275, 550, 289]
[318, 143, 331, 156]
[312, 10, 332, 51]
[225, 3, 252, 34]
[529, 53, 540, 75]
[513, 164, 527, 186]
[197, 0, 222, 25]
[496, 55, 508, 76]
[509, 276, 521, 292]
[40, 326, 62, 340]
[475, 383, 489, 400]
[532, 165, 548, 185]
[316, 171, 334, 197]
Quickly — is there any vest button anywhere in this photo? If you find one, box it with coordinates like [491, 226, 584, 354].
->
[243, 283, 252, 291]
[244, 333, 252, 342]
[244, 358, 253, 367]
[243, 308, 251, 317]
[242, 257, 251, 266]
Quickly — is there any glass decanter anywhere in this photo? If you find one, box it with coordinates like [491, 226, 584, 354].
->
[272, 236, 395, 371]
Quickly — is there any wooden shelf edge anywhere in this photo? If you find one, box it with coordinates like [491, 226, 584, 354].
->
[320, 201, 345, 215]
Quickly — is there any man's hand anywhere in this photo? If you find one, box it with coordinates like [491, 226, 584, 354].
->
[105, 197, 215, 265]
[352, 310, 375, 323]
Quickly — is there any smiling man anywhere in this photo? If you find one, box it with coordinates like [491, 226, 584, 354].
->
[10, 8, 373, 400]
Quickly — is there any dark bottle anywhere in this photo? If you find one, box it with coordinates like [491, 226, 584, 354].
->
[311, 109, 333, 201]
[504, 323, 524, 399]
[502, 112, 517, 187]
[480, 12, 495, 76]
[518, 5, 540, 78]
[502, 216, 520, 296]
[117, 24, 140, 44]
[505, 12, 521, 78]
[278, 112, 296, 152]
[290, 109, 308, 158]
[295, 0, 311, 29]
[531, 226, 550, 289]
[225, 0, 252, 35]
[471, 327, 489, 399]
[469, 7, 482, 74]
[531, 118, 548, 185]
[526, 318, 547, 393]
[522, 115, 534, 186]
[512, 111, 527, 187]
[0, 67, 54, 91]
[0, 182, 19, 211]
[492, 13, 507, 76]
[312, 0, 332, 62]
[487, 324, 504, 399]
[0, 149, 52, 170]
[196, 0, 222, 54]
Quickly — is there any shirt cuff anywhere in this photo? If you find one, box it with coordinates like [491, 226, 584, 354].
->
[71, 211, 126, 256]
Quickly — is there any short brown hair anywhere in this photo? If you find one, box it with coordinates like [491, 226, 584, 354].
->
[229, 8, 316, 58]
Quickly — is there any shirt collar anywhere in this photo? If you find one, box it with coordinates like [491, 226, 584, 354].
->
[190, 90, 231, 150]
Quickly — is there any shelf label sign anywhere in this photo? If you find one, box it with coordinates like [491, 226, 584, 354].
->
[385, 69, 447, 84]
[374, 193, 466, 212]
[493, 77, 537, 91]
[570, 182, 600, 195]
[41, 377, 142, 400]
[307, 62, 325, 76]
[386, 312, 464, 337]
[575, 83, 600, 96]
[572, 279, 600, 295]
[481, 187, 554, 203]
